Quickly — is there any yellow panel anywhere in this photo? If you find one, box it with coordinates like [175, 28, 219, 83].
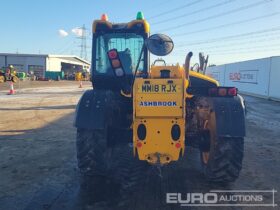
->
[189, 70, 219, 86]
[134, 79, 184, 117]
[92, 20, 112, 32]
[150, 65, 184, 79]
[133, 118, 185, 164]
[93, 19, 150, 33]
[127, 20, 150, 33]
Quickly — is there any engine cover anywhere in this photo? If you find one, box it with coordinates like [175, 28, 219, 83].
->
[133, 77, 186, 164]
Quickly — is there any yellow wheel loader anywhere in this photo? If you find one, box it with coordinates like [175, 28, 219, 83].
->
[75, 13, 246, 187]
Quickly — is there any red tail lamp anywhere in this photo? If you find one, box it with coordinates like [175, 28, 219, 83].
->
[107, 49, 125, 77]
[137, 142, 142, 148]
[228, 87, 237, 96]
[108, 50, 117, 59]
[175, 142, 181, 149]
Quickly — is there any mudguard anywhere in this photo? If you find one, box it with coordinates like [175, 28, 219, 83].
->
[74, 89, 108, 130]
[212, 94, 246, 137]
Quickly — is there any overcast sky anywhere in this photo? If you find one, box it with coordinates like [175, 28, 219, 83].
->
[1, 0, 280, 65]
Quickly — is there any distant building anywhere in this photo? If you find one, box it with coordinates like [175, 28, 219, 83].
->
[0, 53, 90, 78]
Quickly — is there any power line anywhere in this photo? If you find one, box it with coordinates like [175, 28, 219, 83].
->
[176, 26, 280, 47]
[152, 0, 236, 25]
[171, 12, 280, 37]
[148, 0, 204, 20]
[210, 47, 280, 56]
[156, 0, 272, 32]
[175, 34, 280, 51]
[76, 24, 88, 60]
[175, 43, 280, 55]
[206, 43, 280, 53]
[56, 39, 76, 55]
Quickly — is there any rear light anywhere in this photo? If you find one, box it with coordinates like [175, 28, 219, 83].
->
[228, 87, 237, 96]
[111, 59, 121, 68]
[108, 50, 117, 59]
[208, 87, 237, 97]
[175, 142, 181, 149]
[208, 88, 218, 96]
[107, 49, 126, 78]
[218, 88, 227, 96]
[115, 68, 124, 77]
[136, 142, 142, 148]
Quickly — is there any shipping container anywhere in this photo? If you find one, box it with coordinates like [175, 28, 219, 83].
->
[45, 71, 64, 80]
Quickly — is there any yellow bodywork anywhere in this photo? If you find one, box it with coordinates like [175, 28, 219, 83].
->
[133, 64, 218, 165]
[133, 65, 188, 165]
[93, 19, 150, 33]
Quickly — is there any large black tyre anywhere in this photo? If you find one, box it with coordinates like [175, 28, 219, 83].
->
[76, 128, 148, 206]
[200, 136, 244, 183]
[76, 128, 109, 177]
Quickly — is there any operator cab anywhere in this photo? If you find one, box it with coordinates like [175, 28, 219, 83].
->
[91, 12, 149, 90]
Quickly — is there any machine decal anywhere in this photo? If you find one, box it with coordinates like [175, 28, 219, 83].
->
[139, 101, 177, 107]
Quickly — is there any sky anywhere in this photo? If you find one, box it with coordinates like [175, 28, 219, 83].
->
[1, 0, 280, 65]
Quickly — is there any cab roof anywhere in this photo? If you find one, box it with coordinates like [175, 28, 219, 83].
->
[92, 19, 150, 34]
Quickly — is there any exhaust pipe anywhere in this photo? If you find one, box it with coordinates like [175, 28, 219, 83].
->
[184, 52, 193, 79]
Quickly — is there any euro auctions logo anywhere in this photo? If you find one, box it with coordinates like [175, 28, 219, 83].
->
[166, 190, 277, 207]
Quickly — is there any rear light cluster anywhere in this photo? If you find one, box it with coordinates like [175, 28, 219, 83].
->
[208, 87, 238, 97]
[107, 49, 125, 77]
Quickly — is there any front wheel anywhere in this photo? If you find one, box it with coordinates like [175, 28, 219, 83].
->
[200, 136, 244, 183]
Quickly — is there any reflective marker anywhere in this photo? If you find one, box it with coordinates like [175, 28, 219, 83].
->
[175, 143, 181, 149]
[137, 142, 142, 148]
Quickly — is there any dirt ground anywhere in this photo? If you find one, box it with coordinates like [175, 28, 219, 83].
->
[0, 81, 279, 210]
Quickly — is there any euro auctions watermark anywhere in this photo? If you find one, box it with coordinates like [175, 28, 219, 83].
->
[166, 189, 277, 207]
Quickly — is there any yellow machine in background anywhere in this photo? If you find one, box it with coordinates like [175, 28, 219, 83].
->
[75, 72, 82, 81]
[75, 72, 90, 81]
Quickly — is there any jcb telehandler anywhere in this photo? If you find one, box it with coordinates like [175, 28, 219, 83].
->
[75, 13, 245, 184]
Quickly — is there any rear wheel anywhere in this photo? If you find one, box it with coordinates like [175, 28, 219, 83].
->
[76, 128, 147, 205]
[76, 128, 109, 177]
[200, 134, 244, 183]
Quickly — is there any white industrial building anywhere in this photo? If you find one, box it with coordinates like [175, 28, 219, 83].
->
[0, 53, 90, 78]
[206, 56, 280, 100]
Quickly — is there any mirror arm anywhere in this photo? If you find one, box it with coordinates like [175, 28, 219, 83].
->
[131, 45, 145, 93]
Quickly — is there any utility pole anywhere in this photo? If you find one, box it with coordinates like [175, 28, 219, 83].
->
[76, 24, 88, 61]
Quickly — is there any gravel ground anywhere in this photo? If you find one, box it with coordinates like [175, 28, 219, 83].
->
[0, 81, 279, 210]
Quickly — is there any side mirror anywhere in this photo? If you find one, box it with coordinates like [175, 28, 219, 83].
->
[145, 34, 174, 56]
